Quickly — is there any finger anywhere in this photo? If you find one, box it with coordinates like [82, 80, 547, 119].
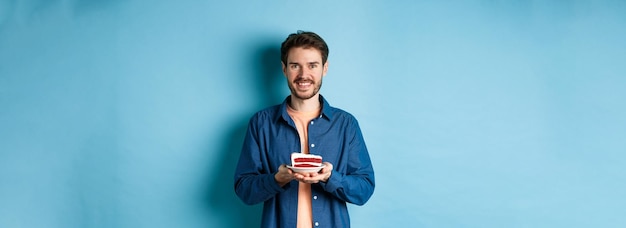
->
[279, 166, 288, 174]
[304, 178, 319, 184]
[320, 162, 332, 172]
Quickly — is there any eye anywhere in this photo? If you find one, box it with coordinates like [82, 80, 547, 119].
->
[290, 64, 299, 70]
[309, 64, 318, 69]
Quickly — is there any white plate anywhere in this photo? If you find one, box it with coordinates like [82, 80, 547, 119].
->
[287, 165, 325, 173]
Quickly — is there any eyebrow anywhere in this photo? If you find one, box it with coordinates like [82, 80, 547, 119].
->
[288, 61, 320, 65]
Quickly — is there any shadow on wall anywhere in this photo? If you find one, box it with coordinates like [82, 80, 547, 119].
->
[205, 42, 284, 227]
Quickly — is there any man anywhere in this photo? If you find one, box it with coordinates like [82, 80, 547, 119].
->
[234, 31, 375, 228]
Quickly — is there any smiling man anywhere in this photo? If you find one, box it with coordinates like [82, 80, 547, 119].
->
[234, 31, 375, 228]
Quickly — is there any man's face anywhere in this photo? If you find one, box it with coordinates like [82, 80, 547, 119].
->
[282, 47, 328, 100]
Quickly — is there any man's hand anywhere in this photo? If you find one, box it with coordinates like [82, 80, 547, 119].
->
[293, 162, 333, 184]
[275, 164, 296, 187]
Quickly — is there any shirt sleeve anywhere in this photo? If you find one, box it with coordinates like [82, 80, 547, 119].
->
[234, 116, 288, 205]
[319, 117, 375, 206]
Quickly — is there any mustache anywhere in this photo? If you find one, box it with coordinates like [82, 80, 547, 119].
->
[293, 78, 314, 83]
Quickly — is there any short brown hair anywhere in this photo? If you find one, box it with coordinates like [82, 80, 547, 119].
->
[280, 31, 329, 65]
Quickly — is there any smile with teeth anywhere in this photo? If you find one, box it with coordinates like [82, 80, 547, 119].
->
[295, 80, 313, 88]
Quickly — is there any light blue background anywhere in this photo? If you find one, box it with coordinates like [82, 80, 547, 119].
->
[1, 0, 625, 227]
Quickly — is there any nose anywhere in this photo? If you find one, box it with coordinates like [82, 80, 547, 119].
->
[301, 66, 312, 75]
[294, 67, 306, 77]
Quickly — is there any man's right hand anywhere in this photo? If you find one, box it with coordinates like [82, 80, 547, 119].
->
[274, 164, 295, 187]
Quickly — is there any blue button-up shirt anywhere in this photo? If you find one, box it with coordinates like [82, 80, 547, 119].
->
[234, 95, 375, 228]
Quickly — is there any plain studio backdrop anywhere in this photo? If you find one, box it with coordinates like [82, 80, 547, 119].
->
[1, 0, 625, 227]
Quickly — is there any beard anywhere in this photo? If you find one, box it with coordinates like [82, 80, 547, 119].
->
[288, 78, 323, 100]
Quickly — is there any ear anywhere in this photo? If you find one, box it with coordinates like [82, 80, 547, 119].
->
[322, 61, 329, 77]
[282, 61, 287, 77]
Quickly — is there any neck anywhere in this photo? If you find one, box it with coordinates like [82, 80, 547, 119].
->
[289, 94, 321, 112]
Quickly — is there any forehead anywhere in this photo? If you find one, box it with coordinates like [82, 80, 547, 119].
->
[287, 47, 323, 63]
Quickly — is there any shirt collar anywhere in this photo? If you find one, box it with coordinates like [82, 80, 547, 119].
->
[277, 95, 333, 123]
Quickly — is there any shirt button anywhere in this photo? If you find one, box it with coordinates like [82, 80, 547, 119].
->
[311, 121, 314, 125]
[313, 195, 317, 200]
[311, 144, 315, 148]
[315, 222, 319, 226]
